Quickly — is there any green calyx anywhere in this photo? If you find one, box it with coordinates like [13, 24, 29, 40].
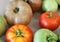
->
[47, 35, 56, 42]
[57, 35, 60, 42]
[16, 29, 24, 37]
[48, 12, 53, 18]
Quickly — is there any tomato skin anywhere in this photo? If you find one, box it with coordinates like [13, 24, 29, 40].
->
[24, 0, 42, 12]
[28, 0, 42, 12]
[59, 16, 60, 23]
[39, 12, 60, 31]
[4, 1, 33, 25]
[6, 25, 33, 42]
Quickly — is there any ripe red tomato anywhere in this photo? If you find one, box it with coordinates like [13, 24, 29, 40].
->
[39, 12, 60, 31]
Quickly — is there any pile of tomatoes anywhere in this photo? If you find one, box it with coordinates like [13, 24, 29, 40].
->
[0, 0, 60, 42]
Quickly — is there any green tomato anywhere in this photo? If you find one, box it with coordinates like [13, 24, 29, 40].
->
[42, 0, 58, 12]
[34, 29, 58, 42]
[0, 16, 7, 36]
[55, 0, 60, 5]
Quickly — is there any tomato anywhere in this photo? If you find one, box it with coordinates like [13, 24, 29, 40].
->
[28, 0, 42, 12]
[4, 0, 32, 25]
[59, 17, 60, 25]
[6, 25, 33, 42]
[39, 12, 60, 31]
[0, 16, 7, 36]
[22, 0, 42, 12]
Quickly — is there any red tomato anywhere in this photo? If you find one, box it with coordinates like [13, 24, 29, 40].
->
[39, 12, 60, 31]
[28, 0, 42, 12]
[59, 16, 60, 23]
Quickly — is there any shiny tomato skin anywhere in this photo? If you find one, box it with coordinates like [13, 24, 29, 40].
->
[39, 12, 60, 31]
[6, 25, 33, 42]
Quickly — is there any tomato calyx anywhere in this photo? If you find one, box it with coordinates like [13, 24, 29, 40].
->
[23, 0, 33, 5]
[13, 7, 19, 13]
[16, 29, 24, 37]
[47, 35, 56, 42]
[48, 12, 53, 18]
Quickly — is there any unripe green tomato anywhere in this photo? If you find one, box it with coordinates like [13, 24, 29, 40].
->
[42, 0, 58, 12]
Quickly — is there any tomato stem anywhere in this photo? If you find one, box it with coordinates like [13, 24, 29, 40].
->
[16, 29, 24, 37]
[49, 12, 53, 18]
[13, 7, 19, 13]
[47, 35, 56, 42]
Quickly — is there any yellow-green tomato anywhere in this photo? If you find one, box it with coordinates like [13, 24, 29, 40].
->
[0, 16, 7, 36]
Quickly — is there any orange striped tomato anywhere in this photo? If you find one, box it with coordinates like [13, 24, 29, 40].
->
[6, 25, 33, 42]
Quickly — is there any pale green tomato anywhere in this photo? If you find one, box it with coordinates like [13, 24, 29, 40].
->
[34, 29, 58, 42]
[42, 0, 58, 12]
